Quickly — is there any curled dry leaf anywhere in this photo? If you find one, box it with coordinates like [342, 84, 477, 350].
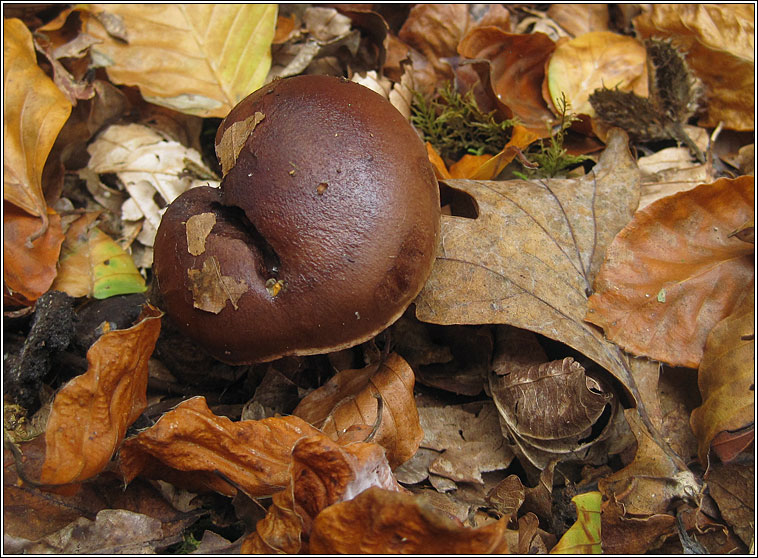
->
[415, 128, 643, 408]
[586, 176, 754, 369]
[242, 435, 402, 553]
[457, 28, 556, 135]
[690, 287, 754, 465]
[490, 326, 617, 470]
[309, 486, 511, 554]
[634, 4, 755, 131]
[705, 460, 755, 547]
[546, 31, 648, 117]
[293, 353, 423, 469]
[80, 4, 277, 117]
[118, 396, 322, 498]
[40, 305, 162, 485]
[3, 18, 72, 226]
[3, 204, 64, 303]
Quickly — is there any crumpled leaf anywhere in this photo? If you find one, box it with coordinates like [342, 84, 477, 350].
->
[242, 435, 403, 553]
[405, 400, 514, 486]
[79, 4, 277, 117]
[457, 29, 556, 135]
[40, 304, 162, 485]
[690, 287, 754, 465]
[309, 486, 511, 554]
[3, 204, 64, 303]
[52, 212, 147, 299]
[87, 123, 219, 247]
[118, 396, 322, 498]
[586, 176, 754, 368]
[415, 128, 643, 407]
[546, 31, 648, 117]
[634, 4, 755, 131]
[3, 18, 72, 228]
[293, 353, 423, 469]
[550, 492, 602, 554]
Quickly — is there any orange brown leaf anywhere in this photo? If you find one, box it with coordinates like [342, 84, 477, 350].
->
[3, 204, 64, 303]
[586, 176, 754, 368]
[118, 396, 322, 498]
[242, 435, 402, 553]
[309, 486, 511, 554]
[293, 353, 423, 468]
[40, 305, 162, 485]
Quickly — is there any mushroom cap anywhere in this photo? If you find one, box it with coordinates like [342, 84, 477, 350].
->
[153, 75, 440, 364]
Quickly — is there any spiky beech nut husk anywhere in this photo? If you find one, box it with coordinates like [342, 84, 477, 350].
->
[153, 75, 440, 364]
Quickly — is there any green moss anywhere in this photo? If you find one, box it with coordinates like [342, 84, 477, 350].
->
[516, 94, 588, 179]
[410, 83, 516, 162]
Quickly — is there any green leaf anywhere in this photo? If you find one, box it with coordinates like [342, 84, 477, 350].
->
[550, 491, 602, 554]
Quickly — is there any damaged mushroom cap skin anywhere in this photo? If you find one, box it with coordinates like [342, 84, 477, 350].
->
[153, 75, 440, 364]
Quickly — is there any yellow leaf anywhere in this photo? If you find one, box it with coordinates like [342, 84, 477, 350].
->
[81, 4, 277, 117]
[550, 492, 602, 553]
[3, 18, 72, 224]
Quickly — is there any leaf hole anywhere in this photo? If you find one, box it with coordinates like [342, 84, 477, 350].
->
[440, 183, 479, 219]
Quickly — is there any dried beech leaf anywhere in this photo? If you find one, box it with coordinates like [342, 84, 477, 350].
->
[309, 486, 511, 554]
[3, 204, 64, 302]
[242, 435, 402, 553]
[40, 305, 162, 485]
[458, 29, 556, 134]
[634, 4, 755, 130]
[293, 353, 423, 468]
[416, 128, 643, 406]
[549, 492, 602, 554]
[81, 4, 277, 117]
[690, 288, 754, 465]
[185, 213, 216, 256]
[118, 396, 322, 498]
[187, 256, 248, 313]
[586, 176, 754, 368]
[3, 18, 72, 222]
[546, 31, 648, 116]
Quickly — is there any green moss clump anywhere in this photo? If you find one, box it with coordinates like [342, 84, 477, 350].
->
[410, 83, 516, 162]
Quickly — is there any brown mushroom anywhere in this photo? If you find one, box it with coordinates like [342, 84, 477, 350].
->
[153, 75, 440, 364]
